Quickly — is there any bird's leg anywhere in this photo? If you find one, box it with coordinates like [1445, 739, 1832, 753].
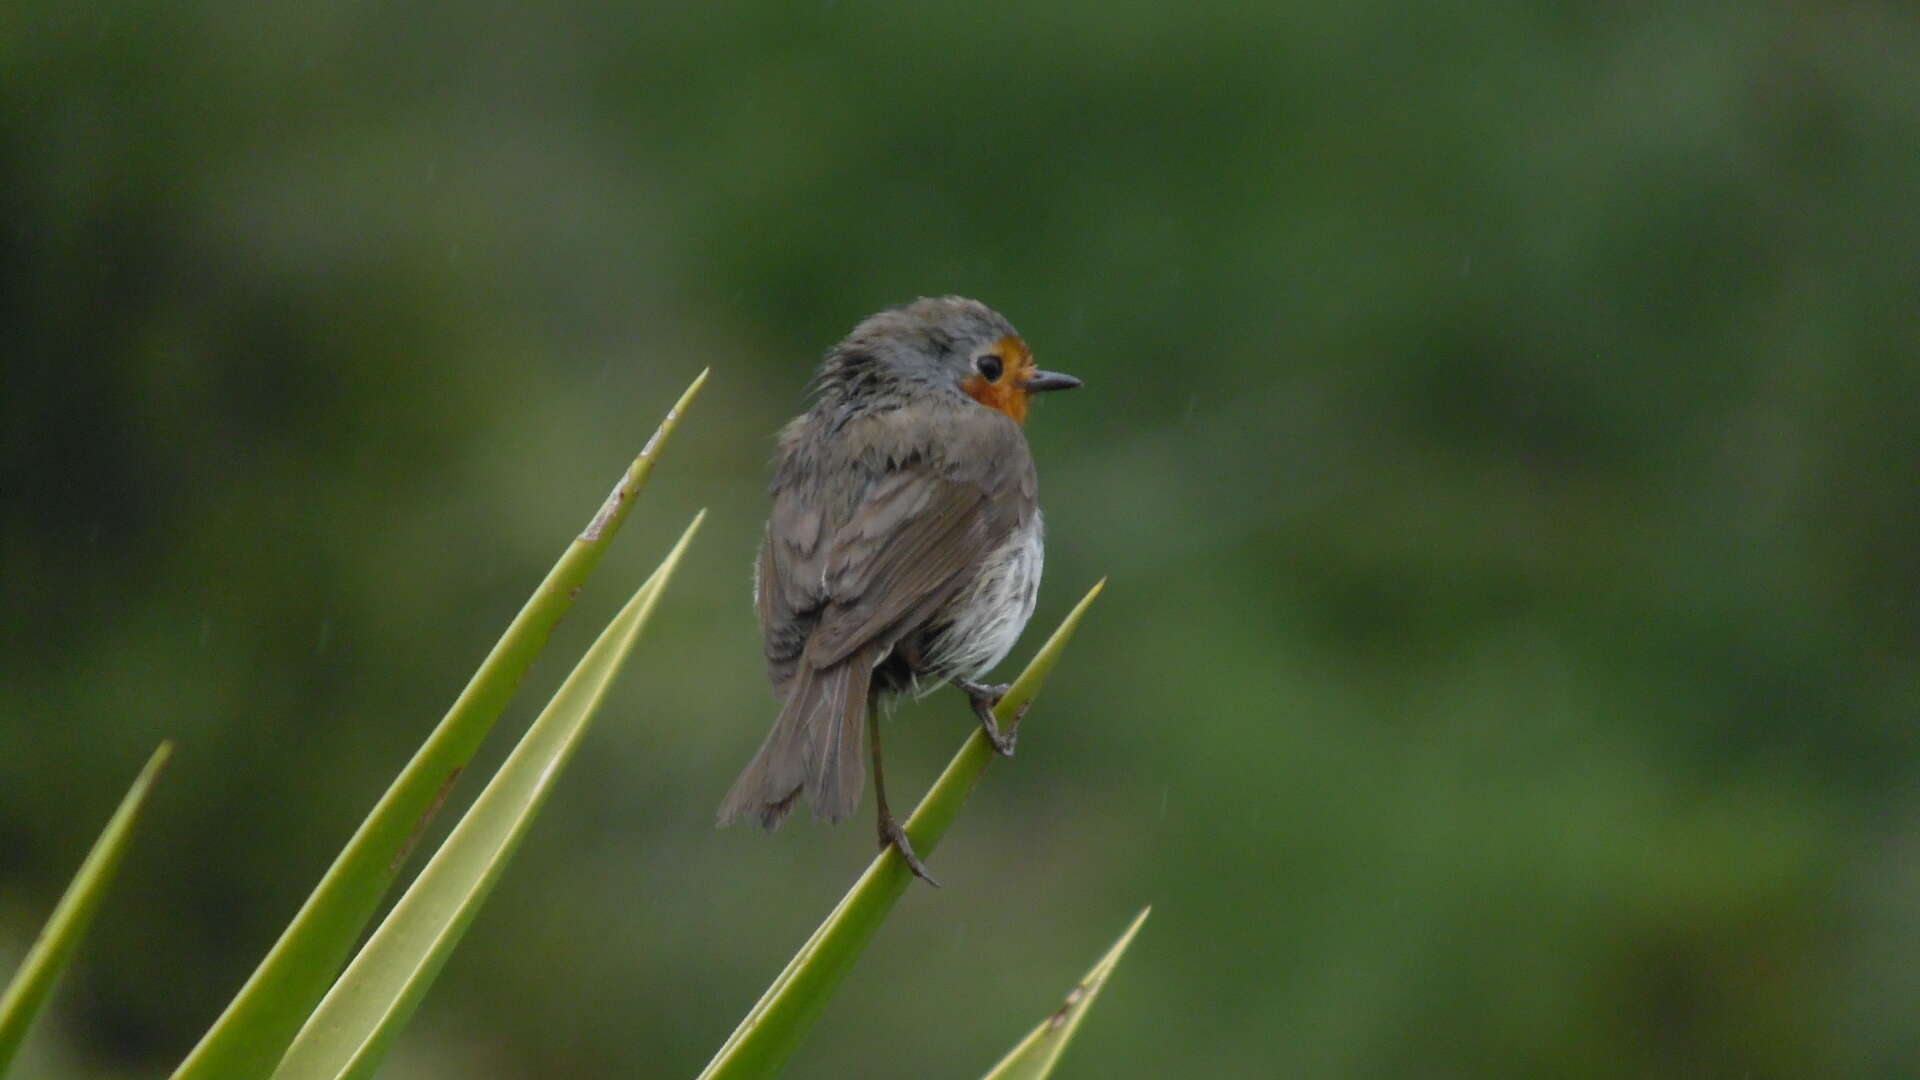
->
[869, 702, 938, 887]
[954, 677, 1024, 757]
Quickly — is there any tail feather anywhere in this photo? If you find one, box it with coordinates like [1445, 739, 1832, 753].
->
[805, 660, 870, 825]
[717, 646, 877, 829]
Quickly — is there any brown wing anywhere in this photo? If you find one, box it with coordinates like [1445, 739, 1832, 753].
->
[757, 495, 825, 695]
[803, 470, 997, 668]
[757, 405, 1035, 687]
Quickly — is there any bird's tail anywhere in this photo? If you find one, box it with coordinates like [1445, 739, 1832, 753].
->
[717, 645, 878, 829]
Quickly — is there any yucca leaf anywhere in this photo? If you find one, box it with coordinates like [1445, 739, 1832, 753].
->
[978, 907, 1150, 1080]
[0, 742, 172, 1076]
[699, 579, 1107, 1080]
[270, 512, 702, 1080]
[171, 371, 706, 1080]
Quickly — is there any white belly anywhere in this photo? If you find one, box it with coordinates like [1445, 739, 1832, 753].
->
[923, 513, 1044, 681]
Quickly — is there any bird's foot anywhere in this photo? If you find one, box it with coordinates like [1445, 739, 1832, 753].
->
[878, 815, 940, 887]
[956, 679, 1025, 757]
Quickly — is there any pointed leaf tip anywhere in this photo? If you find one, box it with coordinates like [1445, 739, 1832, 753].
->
[979, 906, 1150, 1080]
[0, 741, 173, 1074]
[585, 379, 706, 544]
[997, 579, 1106, 721]
[665, 509, 707, 561]
[671, 368, 711, 417]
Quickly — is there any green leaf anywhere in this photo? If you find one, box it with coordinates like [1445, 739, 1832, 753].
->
[270, 512, 703, 1080]
[698, 579, 1107, 1080]
[979, 907, 1150, 1080]
[170, 371, 706, 1080]
[0, 742, 172, 1076]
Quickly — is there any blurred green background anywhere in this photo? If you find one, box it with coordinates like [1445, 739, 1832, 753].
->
[5, 1, 1919, 1076]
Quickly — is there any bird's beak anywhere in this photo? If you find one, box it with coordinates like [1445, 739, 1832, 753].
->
[1024, 370, 1083, 393]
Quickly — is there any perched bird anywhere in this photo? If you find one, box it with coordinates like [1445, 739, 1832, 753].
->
[718, 297, 1081, 883]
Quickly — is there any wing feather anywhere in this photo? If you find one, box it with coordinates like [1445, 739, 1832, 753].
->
[757, 405, 1034, 684]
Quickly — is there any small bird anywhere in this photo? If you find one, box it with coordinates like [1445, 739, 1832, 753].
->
[718, 297, 1081, 883]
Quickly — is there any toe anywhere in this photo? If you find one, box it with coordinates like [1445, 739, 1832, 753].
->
[885, 824, 940, 886]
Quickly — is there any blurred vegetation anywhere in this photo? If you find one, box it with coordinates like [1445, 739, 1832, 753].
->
[3, 1, 1918, 1077]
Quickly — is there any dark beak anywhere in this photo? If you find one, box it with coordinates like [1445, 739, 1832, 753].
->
[1025, 370, 1083, 393]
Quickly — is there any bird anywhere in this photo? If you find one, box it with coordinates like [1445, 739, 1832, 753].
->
[717, 296, 1081, 884]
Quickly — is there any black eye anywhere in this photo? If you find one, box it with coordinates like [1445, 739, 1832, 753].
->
[975, 355, 1004, 381]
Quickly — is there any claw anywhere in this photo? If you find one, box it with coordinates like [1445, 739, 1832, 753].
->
[981, 710, 1019, 757]
[880, 818, 939, 887]
[957, 679, 1020, 757]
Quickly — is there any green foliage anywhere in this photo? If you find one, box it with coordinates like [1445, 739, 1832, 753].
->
[271, 514, 702, 1080]
[170, 375, 704, 1080]
[0, 744, 170, 1075]
[980, 907, 1150, 1080]
[701, 582, 1105, 1080]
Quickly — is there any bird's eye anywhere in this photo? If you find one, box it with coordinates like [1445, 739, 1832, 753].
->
[975, 355, 1004, 381]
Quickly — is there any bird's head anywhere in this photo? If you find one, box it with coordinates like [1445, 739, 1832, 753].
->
[817, 296, 1081, 424]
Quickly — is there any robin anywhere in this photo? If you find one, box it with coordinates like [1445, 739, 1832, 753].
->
[717, 296, 1081, 884]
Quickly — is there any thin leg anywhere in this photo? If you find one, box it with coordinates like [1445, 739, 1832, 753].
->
[954, 678, 1026, 757]
[869, 703, 938, 886]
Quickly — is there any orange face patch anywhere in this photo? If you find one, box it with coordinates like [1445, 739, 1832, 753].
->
[961, 335, 1038, 424]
